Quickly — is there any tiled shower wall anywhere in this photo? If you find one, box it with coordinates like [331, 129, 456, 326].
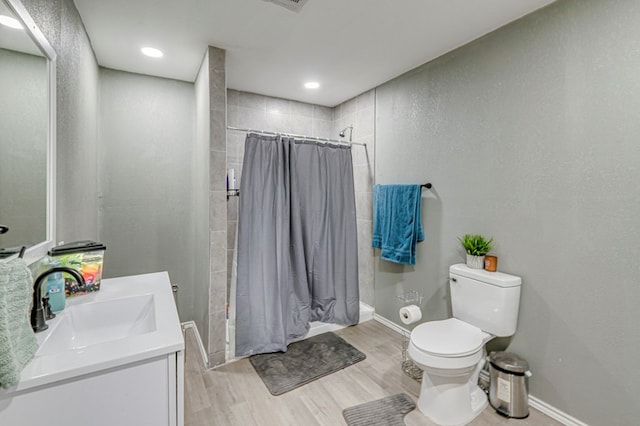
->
[207, 48, 227, 367]
[225, 89, 375, 311]
[333, 90, 375, 306]
[225, 90, 334, 297]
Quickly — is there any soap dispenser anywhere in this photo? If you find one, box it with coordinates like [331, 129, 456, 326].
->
[46, 261, 66, 312]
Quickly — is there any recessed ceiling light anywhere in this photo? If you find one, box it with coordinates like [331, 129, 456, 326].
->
[141, 47, 164, 58]
[0, 15, 23, 30]
[304, 81, 320, 89]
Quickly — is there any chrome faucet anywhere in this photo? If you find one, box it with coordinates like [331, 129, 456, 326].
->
[31, 267, 85, 332]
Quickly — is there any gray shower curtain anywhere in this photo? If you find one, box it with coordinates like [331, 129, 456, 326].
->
[235, 133, 359, 357]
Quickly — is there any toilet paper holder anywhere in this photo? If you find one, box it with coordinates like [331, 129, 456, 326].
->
[396, 290, 426, 381]
[396, 290, 424, 309]
[397, 291, 424, 326]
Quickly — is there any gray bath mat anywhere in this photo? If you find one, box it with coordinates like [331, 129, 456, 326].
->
[342, 393, 416, 426]
[249, 331, 366, 396]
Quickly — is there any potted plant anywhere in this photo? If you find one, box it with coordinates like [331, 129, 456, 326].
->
[458, 234, 493, 269]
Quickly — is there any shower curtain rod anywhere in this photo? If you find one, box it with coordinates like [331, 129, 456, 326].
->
[227, 126, 367, 147]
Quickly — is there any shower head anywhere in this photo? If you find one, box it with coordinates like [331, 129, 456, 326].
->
[339, 125, 353, 141]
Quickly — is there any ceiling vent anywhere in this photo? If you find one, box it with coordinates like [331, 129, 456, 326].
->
[262, 0, 309, 13]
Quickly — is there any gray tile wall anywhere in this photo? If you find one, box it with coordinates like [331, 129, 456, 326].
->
[333, 90, 376, 306]
[225, 90, 375, 316]
[225, 90, 334, 299]
[193, 48, 210, 358]
[227, 90, 375, 316]
[207, 47, 227, 367]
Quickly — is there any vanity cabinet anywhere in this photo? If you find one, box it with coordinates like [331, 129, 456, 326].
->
[0, 351, 184, 425]
[0, 271, 185, 426]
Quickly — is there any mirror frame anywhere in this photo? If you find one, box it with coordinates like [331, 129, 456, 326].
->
[4, 0, 56, 264]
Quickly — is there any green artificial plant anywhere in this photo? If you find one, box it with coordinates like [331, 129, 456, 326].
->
[458, 234, 494, 256]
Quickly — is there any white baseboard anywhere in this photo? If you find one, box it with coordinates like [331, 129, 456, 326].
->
[181, 321, 209, 368]
[374, 313, 410, 335]
[375, 315, 588, 426]
[528, 395, 589, 426]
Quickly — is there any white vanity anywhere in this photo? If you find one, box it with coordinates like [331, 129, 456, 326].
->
[0, 272, 185, 426]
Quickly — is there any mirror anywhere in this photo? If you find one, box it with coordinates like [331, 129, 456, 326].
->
[0, 0, 56, 263]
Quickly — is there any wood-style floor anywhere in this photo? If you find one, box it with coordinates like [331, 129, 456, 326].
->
[184, 320, 562, 426]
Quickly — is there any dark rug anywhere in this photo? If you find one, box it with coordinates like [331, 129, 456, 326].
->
[342, 393, 416, 426]
[249, 331, 366, 396]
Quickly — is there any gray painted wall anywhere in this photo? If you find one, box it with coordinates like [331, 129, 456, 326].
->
[20, 1, 637, 421]
[0, 49, 47, 248]
[98, 68, 196, 323]
[374, 0, 640, 424]
[22, 0, 100, 244]
[22, 0, 206, 338]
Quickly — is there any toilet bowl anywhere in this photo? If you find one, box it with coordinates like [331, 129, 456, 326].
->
[409, 318, 492, 426]
[408, 264, 522, 426]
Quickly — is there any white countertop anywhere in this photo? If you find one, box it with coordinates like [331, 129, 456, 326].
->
[1, 272, 184, 394]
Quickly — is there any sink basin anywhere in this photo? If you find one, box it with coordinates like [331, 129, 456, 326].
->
[37, 294, 156, 356]
[9, 272, 182, 393]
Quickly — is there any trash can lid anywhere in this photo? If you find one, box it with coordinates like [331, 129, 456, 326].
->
[489, 351, 529, 374]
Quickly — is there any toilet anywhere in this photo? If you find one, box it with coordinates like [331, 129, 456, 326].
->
[408, 264, 522, 426]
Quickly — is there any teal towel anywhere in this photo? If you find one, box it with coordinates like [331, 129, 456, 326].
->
[372, 184, 424, 265]
[0, 259, 38, 389]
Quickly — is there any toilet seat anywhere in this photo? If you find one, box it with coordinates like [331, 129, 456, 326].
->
[408, 318, 485, 370]
[411, 318, 484, 357]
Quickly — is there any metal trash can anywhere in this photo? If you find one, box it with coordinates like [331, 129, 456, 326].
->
[488, 351, 532, 419]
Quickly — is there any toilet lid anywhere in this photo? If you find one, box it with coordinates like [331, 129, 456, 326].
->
[411, 318, 483, 357]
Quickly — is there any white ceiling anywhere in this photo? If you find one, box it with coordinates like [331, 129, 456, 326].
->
[73, 0, 555, 107]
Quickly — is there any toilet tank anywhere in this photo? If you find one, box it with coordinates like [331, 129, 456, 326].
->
[449, 264, 521, 337]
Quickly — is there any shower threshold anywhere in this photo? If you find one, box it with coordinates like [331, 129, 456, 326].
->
[298, 302, 374, 342]
[224, 302, 374, 364]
